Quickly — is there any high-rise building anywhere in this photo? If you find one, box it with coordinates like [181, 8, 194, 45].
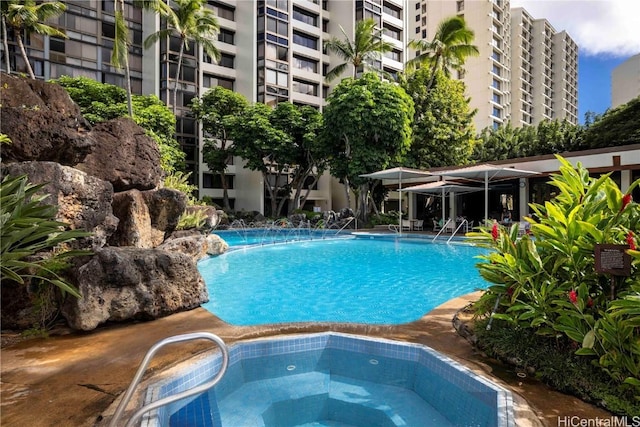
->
[415, 0, 578, 131]
[0, 0, 412, 214]
[0, 0, 579, 213]
[611, 53, 640, 109]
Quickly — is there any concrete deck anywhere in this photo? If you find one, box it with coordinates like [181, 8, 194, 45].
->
[1, 292, 616, 426]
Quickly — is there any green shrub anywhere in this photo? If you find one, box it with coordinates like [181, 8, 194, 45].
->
[163, 171, 200, 205]
[468, 156, 639, 389]
[1, 175, 91, 298]
[369, 211, 401, 226]
[176, 210, 208, 230]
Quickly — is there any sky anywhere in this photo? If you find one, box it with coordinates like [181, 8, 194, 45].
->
[510, 0, 640, 123]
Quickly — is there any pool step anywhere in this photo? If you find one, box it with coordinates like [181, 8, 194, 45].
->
[217, 372, 453, 427]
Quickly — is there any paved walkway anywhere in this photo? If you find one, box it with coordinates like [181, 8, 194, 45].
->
[1, 292, 615, 427]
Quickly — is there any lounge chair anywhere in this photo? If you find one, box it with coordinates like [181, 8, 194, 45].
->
[402, 219, 412, 231]
[414, 219, 424, 231]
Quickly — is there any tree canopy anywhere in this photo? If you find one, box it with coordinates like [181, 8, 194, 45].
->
[402, 69, 477, 168]
[320, 72, 414, 220]
[191, 86, 248, 210]
[54, 76, 184, 174]
[324, 18, 393, 81]
[582, 96, 640, 149]
[406, 16, 479, 90]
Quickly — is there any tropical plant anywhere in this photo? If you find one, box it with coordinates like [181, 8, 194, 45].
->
[54, 76, 185, 174]
[1, 175, 91, 298]
[143, 0, 220, 113]
[2, 0, 67, 79]
[191, 86, 249, 210]
[469, 156, 640, 387]
[401, 68, 476, 168]
[323, 18, 393, 81]
[176, 209, 208, 230]
[164, 171, 198, 204]
[320, 72, 414, 222]
[111, 0, 133, 117]
[406, 15, 479, 91]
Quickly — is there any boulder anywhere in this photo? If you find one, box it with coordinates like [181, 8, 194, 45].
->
[0, 73, 94, 165]
[158, 233, 228, 263]
[108, 188, 187, 248]
[62, 247, 208, 331]
[142, 188, 188, 240]
[109, 189, 163, 248]
[158, 234, 209, 262]
[0, 280, 59, 330]
[205, 234, 229, 256]
[1, 161, 118, 250]
[76, 117, 163, 192]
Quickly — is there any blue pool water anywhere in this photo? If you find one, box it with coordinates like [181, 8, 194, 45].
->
[199, 236, 488, 325]
[213, 229, 341, 247]
[145, 333, 514, 427]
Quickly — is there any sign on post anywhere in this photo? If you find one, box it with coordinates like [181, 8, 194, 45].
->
[594, 244, 631, 277]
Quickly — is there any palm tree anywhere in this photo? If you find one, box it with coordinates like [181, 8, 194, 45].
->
[406, 16, 479, 90]
[143, 0, 220, 114]
[324, 18, 394, 82]
[2, 0, 67, 79]
[112, 0, 133, 117]
[1, 1, 11, 74]
[111, 0, 171, 117]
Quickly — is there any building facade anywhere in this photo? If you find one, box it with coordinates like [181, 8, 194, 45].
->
[415, 1, 578, 131]
[1, 0, 578, 214]
[611, 53, 640, 109]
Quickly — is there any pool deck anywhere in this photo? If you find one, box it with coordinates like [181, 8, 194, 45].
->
[0, 291, 617, 427]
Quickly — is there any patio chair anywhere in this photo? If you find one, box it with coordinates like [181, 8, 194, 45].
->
[414, 219, 424, 231]
[432, 219, 442, 232]
[402, 219, 412, 231]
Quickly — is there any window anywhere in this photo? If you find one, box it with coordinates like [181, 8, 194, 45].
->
[383, 26, 401, 40]
[293, 55, 317, 73]
[208, 1, 235, 20]
[384, 50, 401, 62]
[492, 121, 500, 130]
[203, 74, 234, 90]
[492, 50, 501, 62]
[383, 4, 400, 19]
[492, 36, 501, 50]
[50, 37, 65, 53]
[492, 106, 502, 118]
[492, 93, 502, 104]
[101, 22, 115, 39]
[492, 78, 501, 90]
[292, 79, 317, 96]
[218, 29, 235, 44]
[491, 64, 501, 76]
[267, 17, 288, 36]
[266, 68, 288, 86]
[456, 1, 464, 12]
[219, 53, 235, 68]
[263, 42, 288, 61]
[293, 7, 317, 26]
[202, 173, 234, 189]
[422, 29, 427, 38]
[293, 31, 318, 49]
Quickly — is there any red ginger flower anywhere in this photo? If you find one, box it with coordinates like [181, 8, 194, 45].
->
[569, 289, 578, 304]
[627, 231, 636, 251]
[621, 194, 632, 211]
[491, 223, 499, 241]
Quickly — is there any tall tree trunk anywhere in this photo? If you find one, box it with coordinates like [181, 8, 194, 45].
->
[172, 38, 185, 114]
[220, 170, 230, 210]
[15, 33, 34, 79]
[2, 17, 10, 74]
[116, 0, 133, 117]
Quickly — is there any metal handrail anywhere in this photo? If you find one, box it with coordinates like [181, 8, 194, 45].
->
[108, 332, 229, 427]
[447, 219, 468, 244]
[335, 216, 356, 234]
[432, 218, 452, 242]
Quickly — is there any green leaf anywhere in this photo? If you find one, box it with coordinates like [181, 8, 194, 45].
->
[582, 330, 596, 349]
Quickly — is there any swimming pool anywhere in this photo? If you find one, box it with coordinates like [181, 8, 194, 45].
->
[144, 333, 514, 427]
[198, 235, 488, 325]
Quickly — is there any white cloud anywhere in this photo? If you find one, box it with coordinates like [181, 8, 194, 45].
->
[510, 0, 640, 57]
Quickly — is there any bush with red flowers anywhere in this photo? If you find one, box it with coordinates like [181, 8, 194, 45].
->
[468, 156, 640, 405]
